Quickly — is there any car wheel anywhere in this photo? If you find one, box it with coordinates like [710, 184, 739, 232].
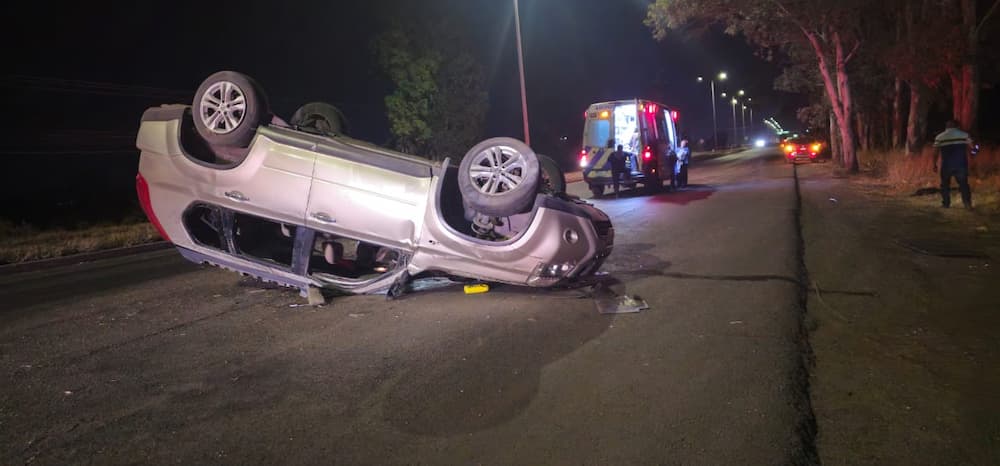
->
[458, 138, 540, 217]
[290, 102, 347, 135]
[589, 184, 604, 197]
[537, 153, 566, 195]
[193, 71, 270, 147]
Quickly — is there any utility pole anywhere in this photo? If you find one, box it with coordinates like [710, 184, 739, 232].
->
[513, 0, 530, 146]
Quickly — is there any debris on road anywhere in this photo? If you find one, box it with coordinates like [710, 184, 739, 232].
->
[596, 294, 649, 314]
[464, 283, 490, 294]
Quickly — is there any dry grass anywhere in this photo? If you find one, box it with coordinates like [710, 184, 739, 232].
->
[859, 145, 1000, 211]
[0, 220, 161, 265]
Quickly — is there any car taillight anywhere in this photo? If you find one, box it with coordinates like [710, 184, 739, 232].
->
[671, 110, 679, 121]
[579, 149, 589, 167]
[136, 173, 171, 243]
[643, 147, 652, 160]
[811, 143, 822, 152]
[783, 144, 795, 153]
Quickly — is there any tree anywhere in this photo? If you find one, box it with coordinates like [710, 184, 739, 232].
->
[880, 0, 962, 153]
[646, 0, 873, 173]
[951, 0, 1000, 134]
[373, 8, 488, 160]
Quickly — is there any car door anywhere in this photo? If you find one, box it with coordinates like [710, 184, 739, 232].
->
[209, 138, 317, 226]
[305, 139, 432, 250]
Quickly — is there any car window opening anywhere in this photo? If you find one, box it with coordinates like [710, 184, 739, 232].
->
[308, 233, 402, 280]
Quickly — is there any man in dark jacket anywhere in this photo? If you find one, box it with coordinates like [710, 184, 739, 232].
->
[932, 120, 975, 209]
[610, 144, 629, 196]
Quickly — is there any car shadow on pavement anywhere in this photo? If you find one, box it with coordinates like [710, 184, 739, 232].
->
[378, 283, 617, 436]
[648, 184, 716, 206]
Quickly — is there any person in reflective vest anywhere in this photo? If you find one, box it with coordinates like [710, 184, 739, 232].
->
[932, 120, 975, 209]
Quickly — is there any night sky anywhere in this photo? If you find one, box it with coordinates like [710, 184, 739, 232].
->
[1, 0, 795, 225]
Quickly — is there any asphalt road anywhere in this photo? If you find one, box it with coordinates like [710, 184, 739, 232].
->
[1, 147, 818, 465]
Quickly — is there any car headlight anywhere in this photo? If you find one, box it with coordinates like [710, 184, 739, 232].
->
[528, 260, 577, 283]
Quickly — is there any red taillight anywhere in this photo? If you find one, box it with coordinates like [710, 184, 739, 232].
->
[671, 110, 679, 121]
[136, 173, 171, 243]
[643, 146, 652, 160]
[647, 104, 657, 114]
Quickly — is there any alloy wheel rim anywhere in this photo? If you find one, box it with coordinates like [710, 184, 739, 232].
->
[199, 81, 247, 135]
[468, 145, 527, 195]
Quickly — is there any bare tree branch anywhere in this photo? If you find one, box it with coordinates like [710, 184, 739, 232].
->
[844, 40, 862, 64]
[976, 0, 1000, 36]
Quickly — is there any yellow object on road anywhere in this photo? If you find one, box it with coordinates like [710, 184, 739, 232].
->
[464, 283, 490, 294]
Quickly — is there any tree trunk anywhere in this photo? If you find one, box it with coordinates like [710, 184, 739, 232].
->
[957, 0, 979, 133]
[830, 111, 842, 166]
[855, 112, 869, 152]
[804, 28, 858, 172]
[834, 33, 859, 172]
[906, 82, 929, 154]
[892, 79, 905, 149]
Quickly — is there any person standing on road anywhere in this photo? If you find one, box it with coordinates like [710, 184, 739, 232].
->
[610, 144, 630, 196]
[675, 138, 691, 188]
[932, 120, 975, 209]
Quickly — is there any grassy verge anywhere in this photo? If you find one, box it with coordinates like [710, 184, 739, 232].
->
[0, 220, 161, 265]
[858, 145, 1000, 211]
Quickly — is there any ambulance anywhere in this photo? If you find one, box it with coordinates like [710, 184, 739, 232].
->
[579, 99, 680, 196]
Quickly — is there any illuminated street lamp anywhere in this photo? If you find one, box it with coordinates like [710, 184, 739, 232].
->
[696, 71, 727, 150]
[513, 0, 530, 145]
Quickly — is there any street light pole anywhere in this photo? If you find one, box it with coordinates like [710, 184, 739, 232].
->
[731, 98, 738, 148]
[513, 0, 530, 145]
[740, 104, 747, 143]
[698, 72, 726, 150]
[710, 80, 717, 150]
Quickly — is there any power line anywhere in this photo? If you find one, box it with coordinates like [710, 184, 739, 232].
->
[0, 150, 138, 155]
[1, 74, 192, 100]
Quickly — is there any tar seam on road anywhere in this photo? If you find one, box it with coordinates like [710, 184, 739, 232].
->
[792, 164, 821, 465]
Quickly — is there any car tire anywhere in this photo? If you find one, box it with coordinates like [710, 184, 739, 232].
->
[645, 176, 662, 194]
[290, 102, 347, 135]
[193, 71, 270, 148]
[589, 184, 604, 197]
[537, 153, 566, 194]
[458, 137, 540, 217]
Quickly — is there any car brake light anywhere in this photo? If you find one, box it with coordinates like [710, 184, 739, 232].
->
[671, 110, 679, 121]
[647, 104, 657, 114]
[643, 146, 652, 160]
[136, 173, 171, 242]
[579, 155, 588, 167]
